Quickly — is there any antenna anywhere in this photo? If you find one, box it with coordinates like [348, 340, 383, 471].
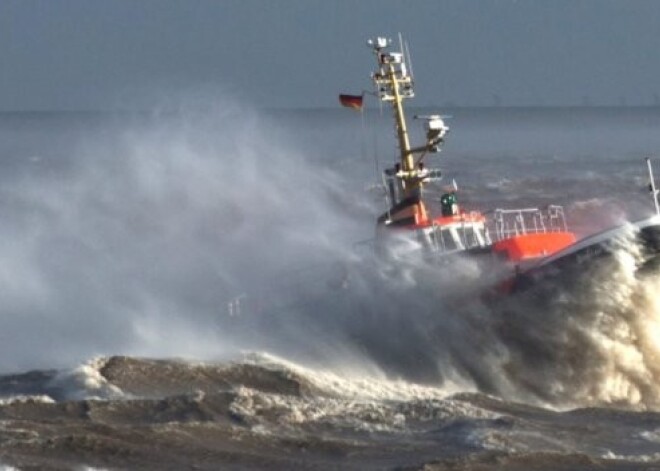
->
[647, 158, 660, 216]
[404, 39, 414, 82]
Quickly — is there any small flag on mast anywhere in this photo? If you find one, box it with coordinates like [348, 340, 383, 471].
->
[339, 94, 363, 111]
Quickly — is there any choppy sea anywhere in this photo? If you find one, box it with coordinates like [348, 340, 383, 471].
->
[1, 104, 660, 469]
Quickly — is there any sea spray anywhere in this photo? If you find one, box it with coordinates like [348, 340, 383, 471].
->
[0, 101, 370, 373]
[485, 229, 660, 409]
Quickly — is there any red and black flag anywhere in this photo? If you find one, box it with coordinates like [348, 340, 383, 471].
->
[339, 94, 363, 111]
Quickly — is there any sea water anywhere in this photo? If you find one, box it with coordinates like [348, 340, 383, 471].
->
[0, 105, 660, 469]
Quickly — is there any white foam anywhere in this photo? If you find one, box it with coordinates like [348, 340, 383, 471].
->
[228, 353, 496, 433]
[602, 450, 660, 462]
[0, 395, 54, 405]
[242, 351, 453, 402]
[48, 357, 125, 401]
[639, 428, 660, 443]
[466, 429, 511, 451]
[229, 385, 493, 433]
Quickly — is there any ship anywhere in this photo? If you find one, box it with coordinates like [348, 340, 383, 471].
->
[343, 36, 660, 287]
[222, 36, 660, 320]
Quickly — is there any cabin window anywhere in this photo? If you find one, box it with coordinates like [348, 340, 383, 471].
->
[462, 226, 480, 248]
[475, 227, 488, 246]
[442, 230, 456, 251]
[458, 224, 488, 248]
[439, 227, 461, 252]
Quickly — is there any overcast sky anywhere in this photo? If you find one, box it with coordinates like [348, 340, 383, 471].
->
[1, 0, 659, 110]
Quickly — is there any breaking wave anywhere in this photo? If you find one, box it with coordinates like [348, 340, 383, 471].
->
[221, 227, 660, 410]
[488, 231, 660, 409]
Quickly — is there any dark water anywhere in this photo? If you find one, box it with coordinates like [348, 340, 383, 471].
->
[1, 106, 660, 469]
[2, 355, 660, 470]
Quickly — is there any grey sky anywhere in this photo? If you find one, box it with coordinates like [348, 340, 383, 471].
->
[1, 0, 659, 110]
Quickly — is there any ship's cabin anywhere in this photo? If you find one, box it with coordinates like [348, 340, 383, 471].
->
[414, 215, 491, 255]
[374, 211, 491, 261]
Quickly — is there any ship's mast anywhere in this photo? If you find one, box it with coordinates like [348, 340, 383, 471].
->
[369, 38, 415, 188]
[368, 36, 447, 222]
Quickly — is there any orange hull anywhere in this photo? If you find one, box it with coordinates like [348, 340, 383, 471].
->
[493, 232, 576, 262]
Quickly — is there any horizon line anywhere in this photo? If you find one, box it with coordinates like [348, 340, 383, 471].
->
[2, 104, 660, 114]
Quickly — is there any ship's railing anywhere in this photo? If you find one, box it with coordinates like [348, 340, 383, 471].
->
[490, 205, 568, 241]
